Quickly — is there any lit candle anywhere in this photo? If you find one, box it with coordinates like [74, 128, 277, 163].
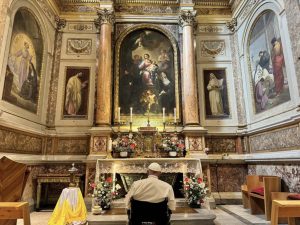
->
[130, 107, 133, 123]
[162, 107, 165, 123]
[174, 108, 176, 123]
[118, 107, 121, 123]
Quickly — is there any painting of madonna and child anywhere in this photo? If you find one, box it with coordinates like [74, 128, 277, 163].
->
[2, 9, 43, 113]
[249, 11, 290, 114]
[117, 29, 177, 120]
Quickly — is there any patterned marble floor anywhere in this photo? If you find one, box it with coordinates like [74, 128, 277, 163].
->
[16, 205, 281, 225]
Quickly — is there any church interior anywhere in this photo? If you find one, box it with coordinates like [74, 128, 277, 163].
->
[0, 0, 300, 224]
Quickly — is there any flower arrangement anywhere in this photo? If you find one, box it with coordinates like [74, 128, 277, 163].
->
[162, 135, 185, 153]
[183, 176, 208, 208]
[90, 176, 121, 210]
[112, 134, 137, 153]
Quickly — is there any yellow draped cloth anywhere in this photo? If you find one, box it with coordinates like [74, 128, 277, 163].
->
[48, 187, 87, 225]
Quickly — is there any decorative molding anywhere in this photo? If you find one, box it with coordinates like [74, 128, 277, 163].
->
[226, 17, 237, 32]
[46, 32, 63, 127]
[115, 0, 178, 4]
[196, 8, 232, 15]
[95, 8, 115, 29]
[189, 137, 203, 151]
[68, 23, 94, 31]
[60, 5, 96, 12]
[90, 136, 107, 154]
[55, 16, 66, 31]
[115, 5, 179, 14]
[249, 125, 300, 153]
[230, 34, 247, 124]
[179, 10, 197, 27]
[200, 40, 225, 57]
[56, 137, 89, 155]
[66, 38, 92, 55]
[0, 126, 43, 154]
[238, 0, 261, 23]
[198, 25, 225, 33]
[195, 0, 230, 7]
[36, 0, 55, 22]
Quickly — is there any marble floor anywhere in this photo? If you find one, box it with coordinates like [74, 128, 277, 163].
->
[16, 205, 281, 225]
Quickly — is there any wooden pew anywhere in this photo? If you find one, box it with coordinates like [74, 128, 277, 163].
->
[241, 184, 249, 208]
[0, 202, 30, 225]
[271, 200, 300, 225]
[246, 175, 281, 221]
[0, 156, 30, 225]
[271, 192, 300, 224]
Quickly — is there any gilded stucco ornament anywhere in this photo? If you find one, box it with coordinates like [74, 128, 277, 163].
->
[94, 8, 115, 29]
[179, 10, 197, 27]
[55, 16, 66, 31]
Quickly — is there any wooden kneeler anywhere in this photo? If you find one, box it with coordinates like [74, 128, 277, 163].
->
[0, 202, 31, 225]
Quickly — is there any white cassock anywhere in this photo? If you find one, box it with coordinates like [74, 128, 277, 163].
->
[125, 175, 176, 211]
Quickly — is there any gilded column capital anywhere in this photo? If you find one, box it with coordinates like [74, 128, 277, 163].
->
[179, 10, 196, 27]
[55, 16, 66, 31]
[95, 8, 115, 29]
[226, 18, 237, 32]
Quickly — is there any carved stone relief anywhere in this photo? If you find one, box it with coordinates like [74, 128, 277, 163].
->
[90, 136, 107, 154]
[56, 137, 89, 155]
[66, 39, 92, 55]
[188, 137, 203, 151]
[200, 40, 225, 57]
[0, 126, 43, 154]
[206, 137, 237, 154]
[249, 125, 300, 153]
[198, 25, 225, 33]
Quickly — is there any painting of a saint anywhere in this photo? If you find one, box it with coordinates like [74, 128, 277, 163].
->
[117, 29, 177, 118]
[204, 69, 230, 118]
[249, 11, 290, 113]
[63, 67, 89, 118]
[2, 9, 43, 113]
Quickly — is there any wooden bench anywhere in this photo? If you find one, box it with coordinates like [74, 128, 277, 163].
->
[246, 175, 281, 221]
[241, 184, 249, 208]
[0, 202, 31, 225]
[271, 200, 300, 225]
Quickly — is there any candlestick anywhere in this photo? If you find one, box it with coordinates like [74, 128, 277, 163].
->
[174, 108, 176, 124]
[130, 107, 133, 123]
[118, 107, 121, 123]
[162, 107, 165, 123]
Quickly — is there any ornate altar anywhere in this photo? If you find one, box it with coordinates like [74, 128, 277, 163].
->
[110, 123, 186, 158]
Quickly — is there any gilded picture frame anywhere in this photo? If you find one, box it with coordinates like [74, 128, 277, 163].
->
[247, 10, 290, 114]
[62, 66, 90, 119]
[114, 25, 181, 127]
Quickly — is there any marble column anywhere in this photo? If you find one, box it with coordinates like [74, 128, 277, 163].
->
[95, 9, 115, 126]
[179, 10, 200, 126]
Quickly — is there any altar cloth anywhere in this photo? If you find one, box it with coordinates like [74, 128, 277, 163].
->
[48, 187, 87, 225]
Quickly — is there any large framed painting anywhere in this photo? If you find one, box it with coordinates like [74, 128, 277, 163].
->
[203, 69, 230, 119]
[2, 8, 43, 113]
[114, 26, 180, 125]
[248, 10, 290, 114]
[63, 67, 89, 119]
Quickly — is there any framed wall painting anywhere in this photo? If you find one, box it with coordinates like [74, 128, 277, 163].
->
[114, 26, 180, 125]
[2, 8, 44, 113]
[62, 67, 89, 119]
[203, 68, 230, 119]
[248, 10, 290, 114]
